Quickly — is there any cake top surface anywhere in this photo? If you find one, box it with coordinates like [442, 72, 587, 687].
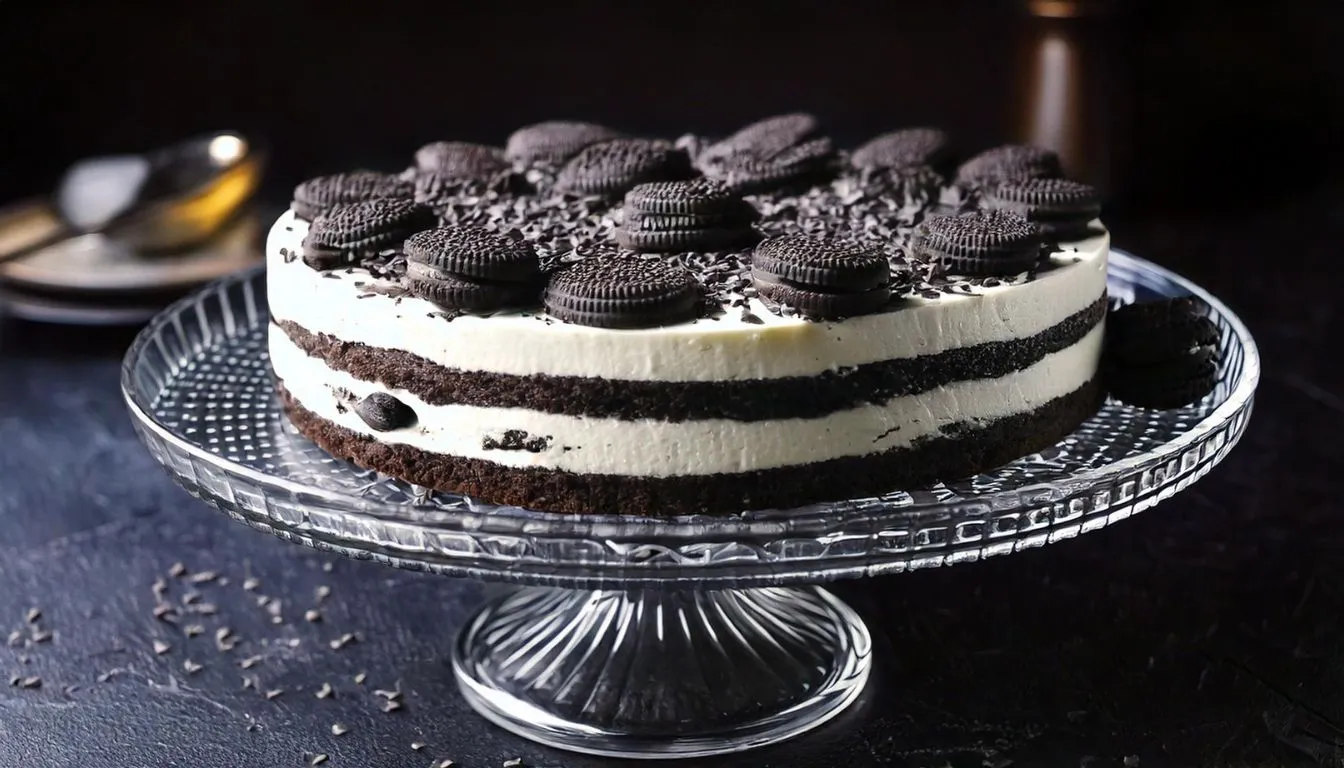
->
[285, 114, 1104, 328]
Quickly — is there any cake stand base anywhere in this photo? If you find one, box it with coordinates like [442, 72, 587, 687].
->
[451, 586, 872, 759]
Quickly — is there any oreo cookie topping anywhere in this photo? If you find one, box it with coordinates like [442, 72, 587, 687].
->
[413, 141, 509, 180]
[698, 113, 821, 165]
[555, 139, 692, 198]
[405, 226, 539, 282]
[850, 127, 950, 171]
[752, 234, 890, 319]
[982, 177, 1101, 239]
[697, 114, 837, 193]
[956, 144, 1062, 187]
[711, 138, 838, 194]
[543, 256, 703, 329]
[910, 210, 1043, 277]
[290, 115, 1104, 325]
[291, 171, 413, 221]
[403, 226, 541, 311]
[506, 121, 625, 166]
[625, 178, 748, 215]
[301, 199, 435, 269]
[1104, 298, 1221, 410]
[617, 179, 758, 253]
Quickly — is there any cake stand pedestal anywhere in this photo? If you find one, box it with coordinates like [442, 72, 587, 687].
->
[122, 250, 1257, 760]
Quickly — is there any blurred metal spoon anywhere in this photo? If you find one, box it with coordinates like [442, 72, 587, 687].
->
[0, 130, 265, 264]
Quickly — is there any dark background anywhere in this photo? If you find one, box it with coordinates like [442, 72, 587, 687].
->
[2, 1, 1341, 216]
[4, 2, 1344, 767]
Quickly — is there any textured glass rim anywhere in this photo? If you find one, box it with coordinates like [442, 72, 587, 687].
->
[121, 249, 1259, 581]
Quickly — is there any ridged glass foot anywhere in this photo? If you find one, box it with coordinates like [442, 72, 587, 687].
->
[451, 586, 871, 759]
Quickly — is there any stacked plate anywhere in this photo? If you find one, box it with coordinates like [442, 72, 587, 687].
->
[0, 131, 269, 325]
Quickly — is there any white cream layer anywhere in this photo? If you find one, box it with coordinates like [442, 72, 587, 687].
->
[272, 322, 1104, 476]
[266, 210, 1108, 382]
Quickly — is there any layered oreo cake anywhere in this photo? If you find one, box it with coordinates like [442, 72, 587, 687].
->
[269, 115, 1113, 515]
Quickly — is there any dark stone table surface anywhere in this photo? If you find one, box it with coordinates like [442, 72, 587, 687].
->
[1, 189, 1340, 768]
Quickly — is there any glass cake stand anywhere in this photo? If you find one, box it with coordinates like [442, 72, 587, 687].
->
[122, 249, 1258, 760]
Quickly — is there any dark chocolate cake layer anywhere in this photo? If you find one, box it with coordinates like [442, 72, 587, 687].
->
[277, 379, 1104, 516]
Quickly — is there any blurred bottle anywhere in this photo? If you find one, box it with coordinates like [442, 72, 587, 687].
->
[1014, 0, 1127, 202]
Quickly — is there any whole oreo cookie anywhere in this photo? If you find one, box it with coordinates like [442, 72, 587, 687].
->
[909, 210, 1043, 276]
[850, 127, 950, 171]
[982, 178, 1102, 239]
[291, 171, 413, 221]
[405, 265, 540, 312]
[1107, 311, 1220, 366]
[1107, 351, 1220, 410]
[618, 179, 758, 252]
[622, 210, 755, 232]
[751, 234, 890, 319]
[354, 392, 417, 432]
[624, 178, 747, 216]
[555, 139, 692, 198]
[956, 144, 1062, 187]
[543, 256, 703, 328]
[403, 226, 540, 283]
[413, 141, 509, 180]
[505, 121, 624, 166]
[301, 199, 436, 268]
[615, 224, 756, 253]
[712, 137, 838, 193]
[1104, 298, 1222, 409]
[698, 113, 821, 168]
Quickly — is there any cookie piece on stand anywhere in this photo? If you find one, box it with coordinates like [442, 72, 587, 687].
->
[1105, 297, 1222, 410]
